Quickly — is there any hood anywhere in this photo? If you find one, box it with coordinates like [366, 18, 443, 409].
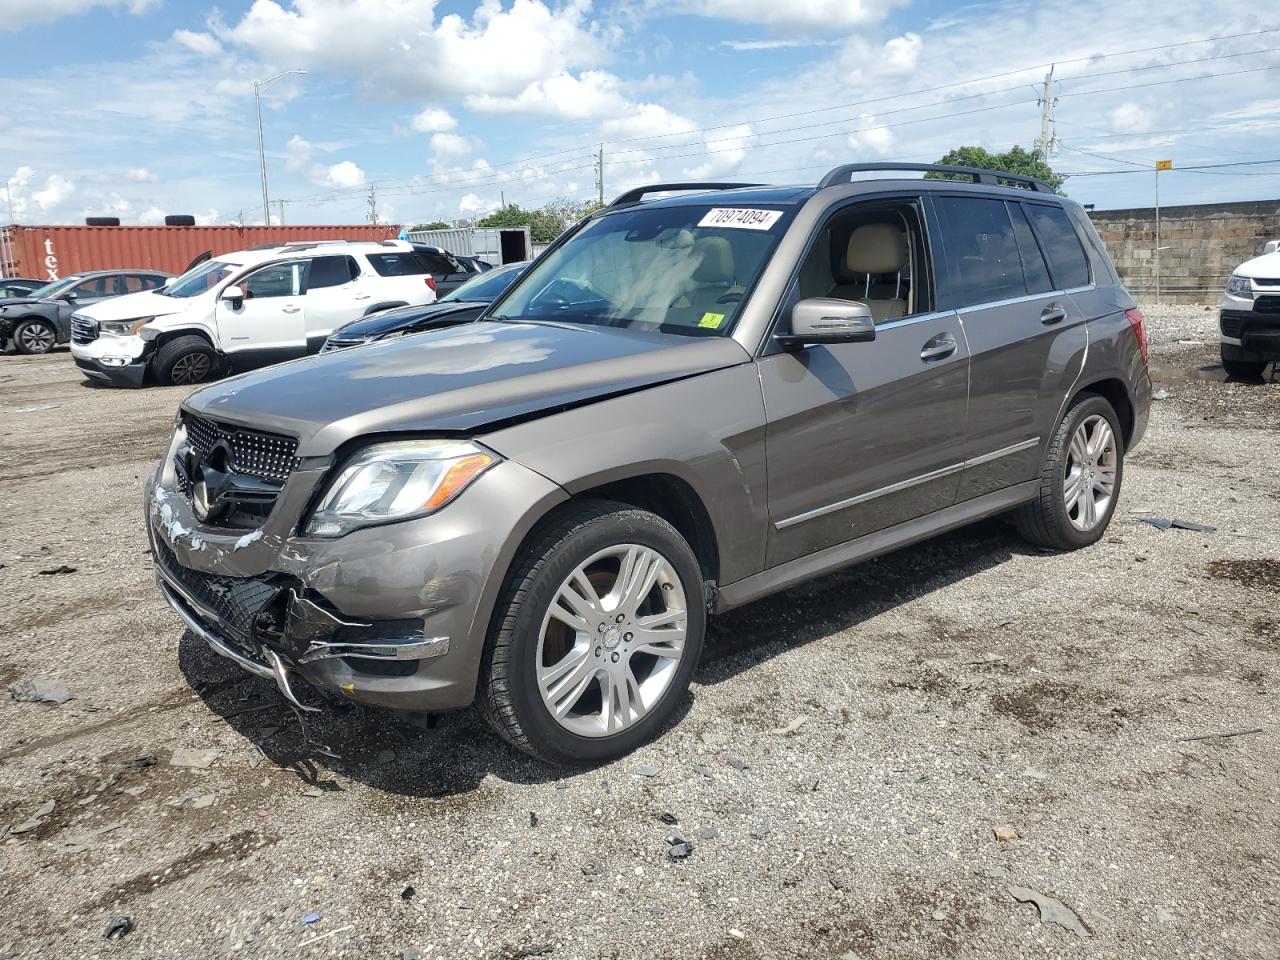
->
[0, 296, 51, 308]
[75, 289, 188, 322]
[333, 300, 486, 340]
[1236, 250, 1280, 279]
[186, 320, 751, 456]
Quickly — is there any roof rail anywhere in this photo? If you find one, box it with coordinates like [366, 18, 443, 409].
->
[609, 182, 763, 207]
[817, 162, 1055, 193]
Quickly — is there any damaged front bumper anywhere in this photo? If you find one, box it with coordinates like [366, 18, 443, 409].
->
[145, 440, 567, 714]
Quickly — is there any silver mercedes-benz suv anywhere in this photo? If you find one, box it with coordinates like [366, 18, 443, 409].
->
[146, 163, 1151, 765]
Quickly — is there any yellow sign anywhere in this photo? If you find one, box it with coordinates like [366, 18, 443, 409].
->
[1155, 160, 1173, 171]
[698, 312, 725, 329]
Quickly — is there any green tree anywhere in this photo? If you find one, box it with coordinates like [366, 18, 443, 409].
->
[476, 204, 536, 230]
[411, 220, 451, 231]
[931, 145, 1064, 192]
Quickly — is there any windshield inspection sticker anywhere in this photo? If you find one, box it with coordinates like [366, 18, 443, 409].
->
[699, 312, 725, 329]
[698, 208, 783, 231]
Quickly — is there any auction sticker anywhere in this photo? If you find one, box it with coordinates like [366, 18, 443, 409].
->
[698, 208, 783, 231]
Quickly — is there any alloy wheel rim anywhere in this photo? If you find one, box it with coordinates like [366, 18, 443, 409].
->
[536, 543, 688, 738]
[171, 353, 210, 385]
[20, 325, 54, 352]
[1064, 414, 1117, 531]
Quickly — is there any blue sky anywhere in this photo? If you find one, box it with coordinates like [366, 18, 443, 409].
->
[2, 0, 1278, 227]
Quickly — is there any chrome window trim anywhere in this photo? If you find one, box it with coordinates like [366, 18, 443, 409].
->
[775, 436, 1040, 530]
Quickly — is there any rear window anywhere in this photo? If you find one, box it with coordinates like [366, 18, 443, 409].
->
[365, 252, 428, 277]
[308, 255, 360, 289]
[1023, 204, 1091, 289]
[1008, 205, 1053, 295]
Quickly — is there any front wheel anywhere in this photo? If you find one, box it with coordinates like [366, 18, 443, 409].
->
[481, 501, 706, 766]
[1014, 393, 1124, 550]
[13, 319, 57, 355]
[153, 336, 217, 386]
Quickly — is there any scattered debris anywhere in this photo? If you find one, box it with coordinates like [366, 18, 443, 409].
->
[698, 826, 720, 840]
[510, 944, 553, 959]
[1177, 727, 1263, 742]
[931, 910, 947, 922]
[299, 925, 353, 948]
[1138, 517, 1217, 533]
[581, 864, 606, 877]
[632, 764, 662, 777]
[691, 763, 715, 778]
[103, 917, 133, 941]
[728, 929, 746, 940]
[299, 912, 322, 926]
[403, 949, 422, 960]
[529, 811, 539, 828]
[301, 786, 324, 798]
[964, 652, 1003, 665]
[401, 885, 415, 901]
[658, 812, 679, 826]
[376, 750, 396, 765]
[55, 822, 122, 854]
[724, 755, 749, 770]
[750, 824, 772, 840]
[37, 564, 77, 575]
[1008, 886, 1091, 939]
[126, 755, 157, 770]
[9, 679, 74, 705]
[1138, 517, 1173, 530]
[14, 403, 61, 414]
[992, 824, 1020, 842]
[983, 866, 1009, 879]
[904, 825, 921, 836]
[772, 716, 808, 736]
[169, 748, 220, 769]
[10, 799, 56, 834]
[666, 835, 694, 861]
[167, 787, 215, 809]
[1152, 387, 1170, 400]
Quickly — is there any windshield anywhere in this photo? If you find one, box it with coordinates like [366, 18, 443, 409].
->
[441, 262, 526, 303]
[161, 259, 238, 298]
[29, 276, 82, 299]
[491, 204, 787, 336]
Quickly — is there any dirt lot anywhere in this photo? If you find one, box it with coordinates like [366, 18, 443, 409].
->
[1, 306, 1277, 960]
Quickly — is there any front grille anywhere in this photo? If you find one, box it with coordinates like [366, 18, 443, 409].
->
[71, 315, 98, 344]
[183, 413, 298, 484]
[321, 337, 367, 353]
[153, 538, 281, 660]
[1254, 296, 1280, 315]
[1253, 277, 1280, 287]
[1220, 314, 1244, 338]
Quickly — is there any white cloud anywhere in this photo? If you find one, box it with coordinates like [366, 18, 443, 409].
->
[430, 133, 479, 158]
[172, 29, 223, 56]
[0, 0, 159, 31]
[139, 206, 167, 225]
[1108, 102, 1158, 134]
[322, 161, 366, 189]
[33, 174, 76, 211]
[458, 192, 500, 215]
[226, 0, 612, 99]
[601, 103, 696, 140]
[284, 134, 315, 173]
[683, 124, 753, 179]
[720, 39, 837, 51]
[125, 167, 158, 182]
[846, 114, 894, 155]
[882, 33, 922, 73]
[410, 107, 458, 133]
[687, 0, 900, 29]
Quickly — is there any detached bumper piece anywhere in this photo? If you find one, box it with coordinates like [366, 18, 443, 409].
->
[150, 536, 448, 709]
[74, 355, 148, 387]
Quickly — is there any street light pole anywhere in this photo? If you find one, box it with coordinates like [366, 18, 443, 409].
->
[253, 69, 306, 227]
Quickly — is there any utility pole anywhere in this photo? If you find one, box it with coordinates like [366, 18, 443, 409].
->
[1154, 159, 1172, 304]
[253, 68, 307, 227]
[277, 199, 286, 226]
[596, 144, 605, 205]
[1035, 65, 1059, 163]
[367, 184, 378, 224]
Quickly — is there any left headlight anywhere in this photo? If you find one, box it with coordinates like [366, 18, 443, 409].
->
[1226, 275, 1252, 297]
[100, 316, 155, 336]
[304, 439, 500, 537]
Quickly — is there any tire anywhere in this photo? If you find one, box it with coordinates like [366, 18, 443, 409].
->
[153, 336, 217, 386]
[1220, 345, 1268, 380]
[1013, 393, 1124, 551]
[13, 319, 57, 355]
[480, 500, 707, 766]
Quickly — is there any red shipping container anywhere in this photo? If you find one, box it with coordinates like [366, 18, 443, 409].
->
[0, 224, 401, 281]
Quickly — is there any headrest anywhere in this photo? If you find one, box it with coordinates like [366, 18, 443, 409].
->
[846, 223, 907, 275]
[693, 236, 735, 283]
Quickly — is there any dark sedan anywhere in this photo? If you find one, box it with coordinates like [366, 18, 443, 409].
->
[0, 269, 172, 354]
[321, 260, 528, 352]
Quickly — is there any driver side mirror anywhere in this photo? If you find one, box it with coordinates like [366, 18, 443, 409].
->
[58, 291, 77, 301]
[221, 284, 245, 308]
[162, 277, 175, 288]
[774, 298, 876, 349]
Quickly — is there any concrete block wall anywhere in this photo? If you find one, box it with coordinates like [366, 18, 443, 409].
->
[1088, 199, 1279, 304]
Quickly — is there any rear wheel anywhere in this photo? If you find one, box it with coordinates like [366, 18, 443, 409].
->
[13, 319, 57, 355]
[153, 336, 217, 386]
[1014, 393, 1124, 550]
[481, 501, 705, 766]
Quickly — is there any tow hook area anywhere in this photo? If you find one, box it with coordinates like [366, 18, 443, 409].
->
[280, 590, 451, 665]
[263, 648, 321, 713]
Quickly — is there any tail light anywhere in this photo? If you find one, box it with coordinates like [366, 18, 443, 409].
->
[1125, 307, 1148, 363]
[425, 275, 437, 293]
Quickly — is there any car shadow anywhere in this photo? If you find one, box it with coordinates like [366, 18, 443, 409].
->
[178, 517, 1024, 797]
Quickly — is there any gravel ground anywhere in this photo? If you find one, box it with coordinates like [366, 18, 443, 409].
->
[1, 305, 1277, 960]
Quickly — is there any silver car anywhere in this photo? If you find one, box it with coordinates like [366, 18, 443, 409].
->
[146, 163, 1152, 764]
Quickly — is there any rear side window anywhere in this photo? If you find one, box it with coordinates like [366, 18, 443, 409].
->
[1007, 205, 1053, 295]
[307, 255, 359, 289]
[415, 252, 457, 276]
[933, 196, 1026, 306]
[365, 252, 427, 277]
[1023, 204, 1091, 289]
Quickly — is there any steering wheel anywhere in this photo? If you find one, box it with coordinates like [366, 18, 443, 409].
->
[716, 291, 744, 305]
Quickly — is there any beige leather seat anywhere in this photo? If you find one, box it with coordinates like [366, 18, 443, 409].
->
[830, 222, 909, 322]
[677, 236, 737, 323]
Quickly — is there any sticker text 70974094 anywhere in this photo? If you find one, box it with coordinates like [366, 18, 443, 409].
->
[697, 208, 783, 231]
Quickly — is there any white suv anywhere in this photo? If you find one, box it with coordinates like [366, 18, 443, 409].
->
[69, 240, 440, 387]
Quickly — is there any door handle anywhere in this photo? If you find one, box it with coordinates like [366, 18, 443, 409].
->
[281, 305, 301, 314]
[1041, 304, 1067, 325]
[353, 293, 371, 300]
[920, 334, 957, 362]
